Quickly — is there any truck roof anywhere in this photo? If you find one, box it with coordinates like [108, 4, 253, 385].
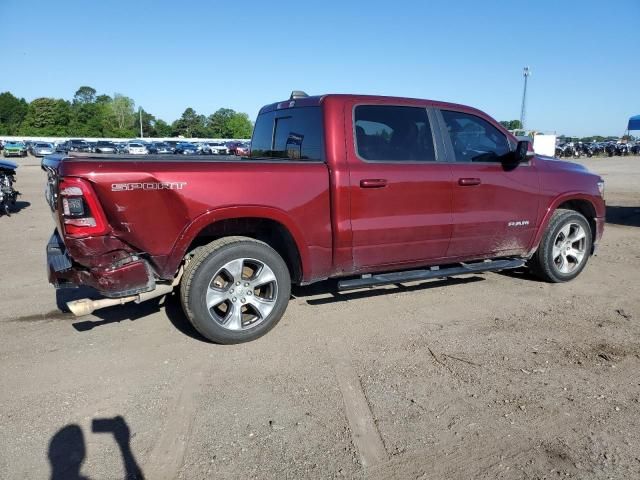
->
[258, 93, 482, 117]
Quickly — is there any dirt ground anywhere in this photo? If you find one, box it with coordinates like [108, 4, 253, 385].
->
[0, 155, 639, 479]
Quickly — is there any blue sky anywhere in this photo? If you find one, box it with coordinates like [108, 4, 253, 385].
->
[1, 0, 637, 136]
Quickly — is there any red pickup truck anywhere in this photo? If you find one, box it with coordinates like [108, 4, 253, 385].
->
[43, 92, 605, 344]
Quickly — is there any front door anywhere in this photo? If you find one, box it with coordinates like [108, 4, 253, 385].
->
[436, 109, 540, 258]
[347, 103, 454, 270]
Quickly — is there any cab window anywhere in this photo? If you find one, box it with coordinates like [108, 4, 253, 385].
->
[354, 105, 436, 162]
[250, 106, 324, 161]
[441, 110, 510, 163]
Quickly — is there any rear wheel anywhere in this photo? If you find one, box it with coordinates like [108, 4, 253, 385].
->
[180, 236, 291, 344]
[529, 209, 592, 282]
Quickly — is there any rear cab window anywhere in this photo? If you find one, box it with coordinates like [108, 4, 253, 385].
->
[250, 106, 324, 161]
[354, 105, 437, 162]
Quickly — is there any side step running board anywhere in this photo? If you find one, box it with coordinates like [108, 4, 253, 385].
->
[337, 258, 525, 291]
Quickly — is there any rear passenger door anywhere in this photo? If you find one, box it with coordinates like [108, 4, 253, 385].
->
[346, 103, 454, 270]
[435, 109, 540, 258]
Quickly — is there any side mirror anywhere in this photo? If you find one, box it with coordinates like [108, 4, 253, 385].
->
[514, 140, 534, 163]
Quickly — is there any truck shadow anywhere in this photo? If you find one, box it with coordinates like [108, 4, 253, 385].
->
[60, 276, 486, 342]
[57, 287, 207, 342]
[48, 416, 144, 480]
[606, 205, 640, 227]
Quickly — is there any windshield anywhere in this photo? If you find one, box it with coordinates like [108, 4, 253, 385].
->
[97, 141, 114, 146]
[129, 143, 143, 148]
[35, 143, 52, 148]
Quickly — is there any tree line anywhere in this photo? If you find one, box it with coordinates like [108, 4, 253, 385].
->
[0, 86, 253, 138]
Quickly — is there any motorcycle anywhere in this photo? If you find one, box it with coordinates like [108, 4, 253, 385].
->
[0, 159, 20, 216]
[616, 144, 630, 156]
[605, 143, 617, 157]
[579, 143, 594, 157]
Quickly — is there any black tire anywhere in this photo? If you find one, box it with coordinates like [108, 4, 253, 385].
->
[180, 236, 291, 344]
[528, 209, 592, 283]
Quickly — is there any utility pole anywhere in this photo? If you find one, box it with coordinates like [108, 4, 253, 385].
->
[139, 107, 143, 138]
[520, 66, 531, 130]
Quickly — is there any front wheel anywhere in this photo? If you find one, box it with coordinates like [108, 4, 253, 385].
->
[528, 209, 592, 282]
[180, 236, 291, 344]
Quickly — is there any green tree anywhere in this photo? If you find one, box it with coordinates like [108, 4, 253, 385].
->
[137, 108, 160, 137]
[226, 112, 253, 138]
[107, 93, 136, 136]
[207, 108, 253, 138]
[73, 86, 97, 105]
[21, 98, 71, 136]
[207, 108, 236, 137]
[172, 107, 207, 137]
[499, 120, 522, 130]
[153, 118, 172, 137]
[96, 94, 112, 104]
[71, 102, 105, 137]
[0, 92, 28, 135]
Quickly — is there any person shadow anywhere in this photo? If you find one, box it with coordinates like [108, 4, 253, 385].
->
[48, 416, 144, 480]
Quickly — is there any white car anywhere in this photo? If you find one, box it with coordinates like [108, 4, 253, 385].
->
[125, 142, 148, 155]
[203, 142, 229, 155]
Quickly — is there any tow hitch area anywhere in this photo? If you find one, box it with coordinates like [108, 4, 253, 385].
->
[337, 258, 525, 291]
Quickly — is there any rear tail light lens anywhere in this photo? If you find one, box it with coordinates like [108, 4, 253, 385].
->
[58, 177, 109, 237]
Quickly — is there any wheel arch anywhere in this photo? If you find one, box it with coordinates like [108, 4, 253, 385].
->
[529, 194, 599, 255]
[165, 207, 308, 284]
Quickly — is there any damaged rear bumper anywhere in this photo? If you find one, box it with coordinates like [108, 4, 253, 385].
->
[47, 231, 155, 297]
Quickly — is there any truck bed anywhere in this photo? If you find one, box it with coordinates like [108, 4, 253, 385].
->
[43, 154, 333, 282]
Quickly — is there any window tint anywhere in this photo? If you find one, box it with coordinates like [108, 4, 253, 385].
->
[441, 110, 510, 163]
[354, 105, 436, 162]
[250, 106, 324, 160]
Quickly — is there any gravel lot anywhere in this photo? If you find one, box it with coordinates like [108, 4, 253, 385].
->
[0, 155, 639, 479]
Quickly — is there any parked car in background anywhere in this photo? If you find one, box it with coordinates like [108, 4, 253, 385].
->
[2, 141, 27, 157]
[68, 139, 91, 152]
[154, 142, 173, 154]
[55, 142, 69, 153]
[174, 142, 199, 155]
[145, 142, 159, 154]
[235, 143, 250, 156]
[94, 141, 118, 154]
[202, 142, 229, 155]
[225, 141, 244, 155]
[124, 142, 148, 155]
[32, 142, 55, 157]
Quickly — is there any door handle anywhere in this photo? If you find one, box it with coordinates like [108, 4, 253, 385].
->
[360, 179, 388, 188]
[458, 178, 481, 186]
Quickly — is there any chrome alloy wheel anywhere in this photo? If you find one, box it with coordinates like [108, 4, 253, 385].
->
[205, 258, 278, 331]
[552, 223, 587, 274]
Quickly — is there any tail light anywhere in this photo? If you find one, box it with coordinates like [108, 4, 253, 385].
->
[58, 177, 109, 237]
